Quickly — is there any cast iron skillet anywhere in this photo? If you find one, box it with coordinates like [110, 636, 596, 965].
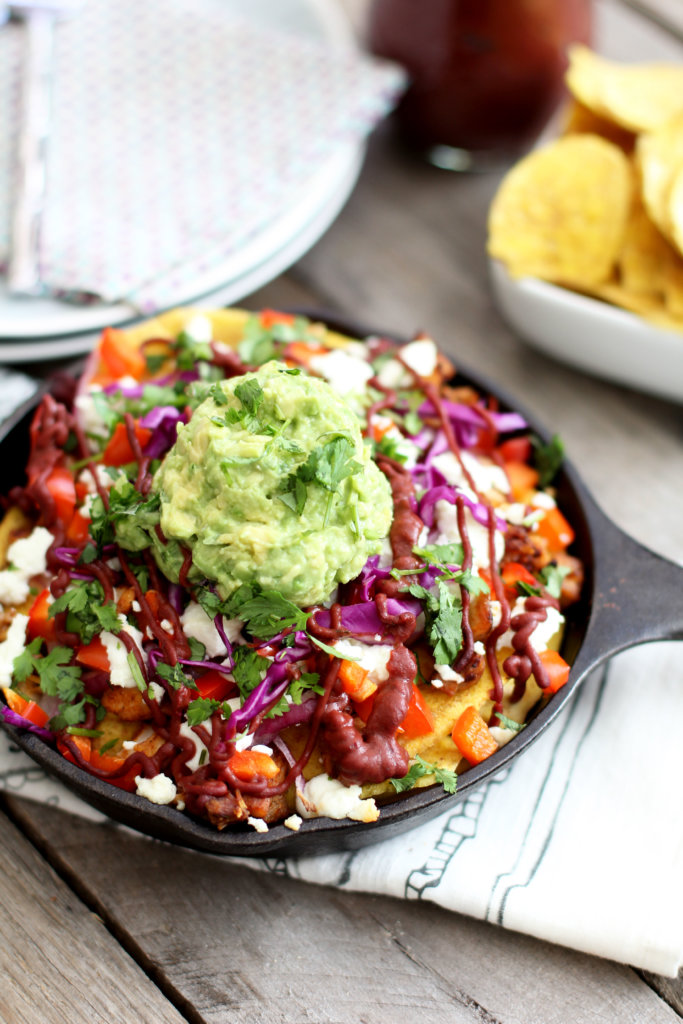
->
[2, 309, 682, 856]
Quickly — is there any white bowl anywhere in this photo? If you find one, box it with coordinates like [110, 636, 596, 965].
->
[489, 260, 683, 404]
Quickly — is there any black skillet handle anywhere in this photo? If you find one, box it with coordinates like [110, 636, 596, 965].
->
[571, 490, 683, 684]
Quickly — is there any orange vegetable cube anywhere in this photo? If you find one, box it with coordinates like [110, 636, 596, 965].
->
[535, 506, 575, 551]
[399, 684, 435, 739]
[451, 705, 498, 765]
[504, 460, 539, 502]
[537, 649, 570, 694]
[339, 660, 378, 702]
[227, 749, 279, 782]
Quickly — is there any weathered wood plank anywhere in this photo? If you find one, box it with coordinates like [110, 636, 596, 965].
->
[0, 803, 188, 1024]
[6, 797, 681, 1024]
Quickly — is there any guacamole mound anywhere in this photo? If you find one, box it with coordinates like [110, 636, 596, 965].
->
[150, 362, 393, 607]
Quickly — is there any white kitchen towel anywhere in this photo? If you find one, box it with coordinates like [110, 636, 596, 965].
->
[0, 0, 405, 310]
[2, 642, 682, 977]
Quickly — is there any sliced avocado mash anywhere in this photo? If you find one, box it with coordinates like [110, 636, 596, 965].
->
[150, 362, 393, 607]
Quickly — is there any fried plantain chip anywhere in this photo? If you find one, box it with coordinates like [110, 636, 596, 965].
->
[636, 112, 683, 241]
[567, 45, 683, 134]
[562, 97, 636, 152]
[488, 135, 632, 288]
[617, 198, 671, 299]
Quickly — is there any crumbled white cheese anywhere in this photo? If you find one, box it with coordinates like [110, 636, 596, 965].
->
[432, 450, 509, 496]
[499, 502, 529, 525]
[100, 615, 146, 688]
[223, 696, 241, 714]
[333, 638, 393, 684]
[251, 744, 273, 756]
[148, 681, 165, 703]
[247, 816, 269, 833]
[473, 641, 486, 656]
[135, 773, 177, 805]
[435, 663, 464, 683]
[183, 313, 213, 342]
[180, 601, 243, 658]
[178, 721, 209, 772]
[309, 349, 374, 396]
[495, 598, 564, 653]
[78, 464, 117, 495]
[434, 500, 505, 572]
[0, 526, 54, 606]
[0, 613, 29, 686]
[160, 619, 173, 634]
[296, 773, 379, 823]
[234, 732, 254, 752]
[284, 814, 303, 831]
[531, 491, 557, 510]
[377, 338, 438, 388]
[75, 386, 107, 439]
[489, 726, 517, 747]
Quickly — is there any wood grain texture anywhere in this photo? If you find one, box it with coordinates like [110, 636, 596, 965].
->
[6, 797, 682, 1024]
[0, 805, 188, 1024]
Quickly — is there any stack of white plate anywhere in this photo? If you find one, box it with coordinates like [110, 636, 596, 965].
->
[0, 0, 364, 363]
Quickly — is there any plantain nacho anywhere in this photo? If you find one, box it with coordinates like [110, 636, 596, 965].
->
[0, 309, 583, 831]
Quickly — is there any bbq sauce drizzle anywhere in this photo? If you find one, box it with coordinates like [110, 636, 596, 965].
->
[13, 333, 563, 816]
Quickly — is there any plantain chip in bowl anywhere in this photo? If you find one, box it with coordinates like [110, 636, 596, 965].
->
[487, 134, 632, 289]
[566, 45, 683, 134]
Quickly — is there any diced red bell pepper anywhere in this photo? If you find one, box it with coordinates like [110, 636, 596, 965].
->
[99, 326, 146, 380]
[102, 421, 153, 466]
[196, 670, 233, 702]
[76, 637, 110, 672]
[497, 437, 532, 463]
[259, 309, 295, 329]
[27, 588, 56, 642]
[3, 688, 50, 728]
[66, 509, 91, 545]
[501, 561, 538, 601]
[398, 683, 435, 739]
[45, 466, 77, 525]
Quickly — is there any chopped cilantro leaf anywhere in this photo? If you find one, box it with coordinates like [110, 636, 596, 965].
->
[227, 586, 308, 639]
[186, 697, 220, 726]
[532, 433, 564, 487]
[375, 435, 407, 464]
[234, 378, 264, 416]
[188, 636, 207, 662]
[308, 635, 360, 662]
[390, 755, 458, 795]
[413, 542, 463, 567]
[232, 646, 267, 698]
[49, 580, 121, 644]
[492, 712, 525, 733]
[281, 434, 361, 517]
[516, 580, 542, 597]
[539, 563, 571, 599]
[156, 662, 197, 691]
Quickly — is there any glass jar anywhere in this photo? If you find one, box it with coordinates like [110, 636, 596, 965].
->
[368, 0, 592, 171]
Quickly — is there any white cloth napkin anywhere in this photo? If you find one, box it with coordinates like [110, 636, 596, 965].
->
[2, 640, 681, 976]
[0, 0, 405, 310]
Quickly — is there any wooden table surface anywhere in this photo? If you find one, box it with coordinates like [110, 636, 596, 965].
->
[2, 1, 682, 1021]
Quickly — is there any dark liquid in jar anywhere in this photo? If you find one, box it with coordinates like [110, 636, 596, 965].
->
[369, 0, 592, 160]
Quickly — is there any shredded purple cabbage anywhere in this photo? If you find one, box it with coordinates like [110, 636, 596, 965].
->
[140, 406, 186, 459]
[1, 703, 53, 741]
[419, 486, 507, 532]
[313, 596, 422, 638]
